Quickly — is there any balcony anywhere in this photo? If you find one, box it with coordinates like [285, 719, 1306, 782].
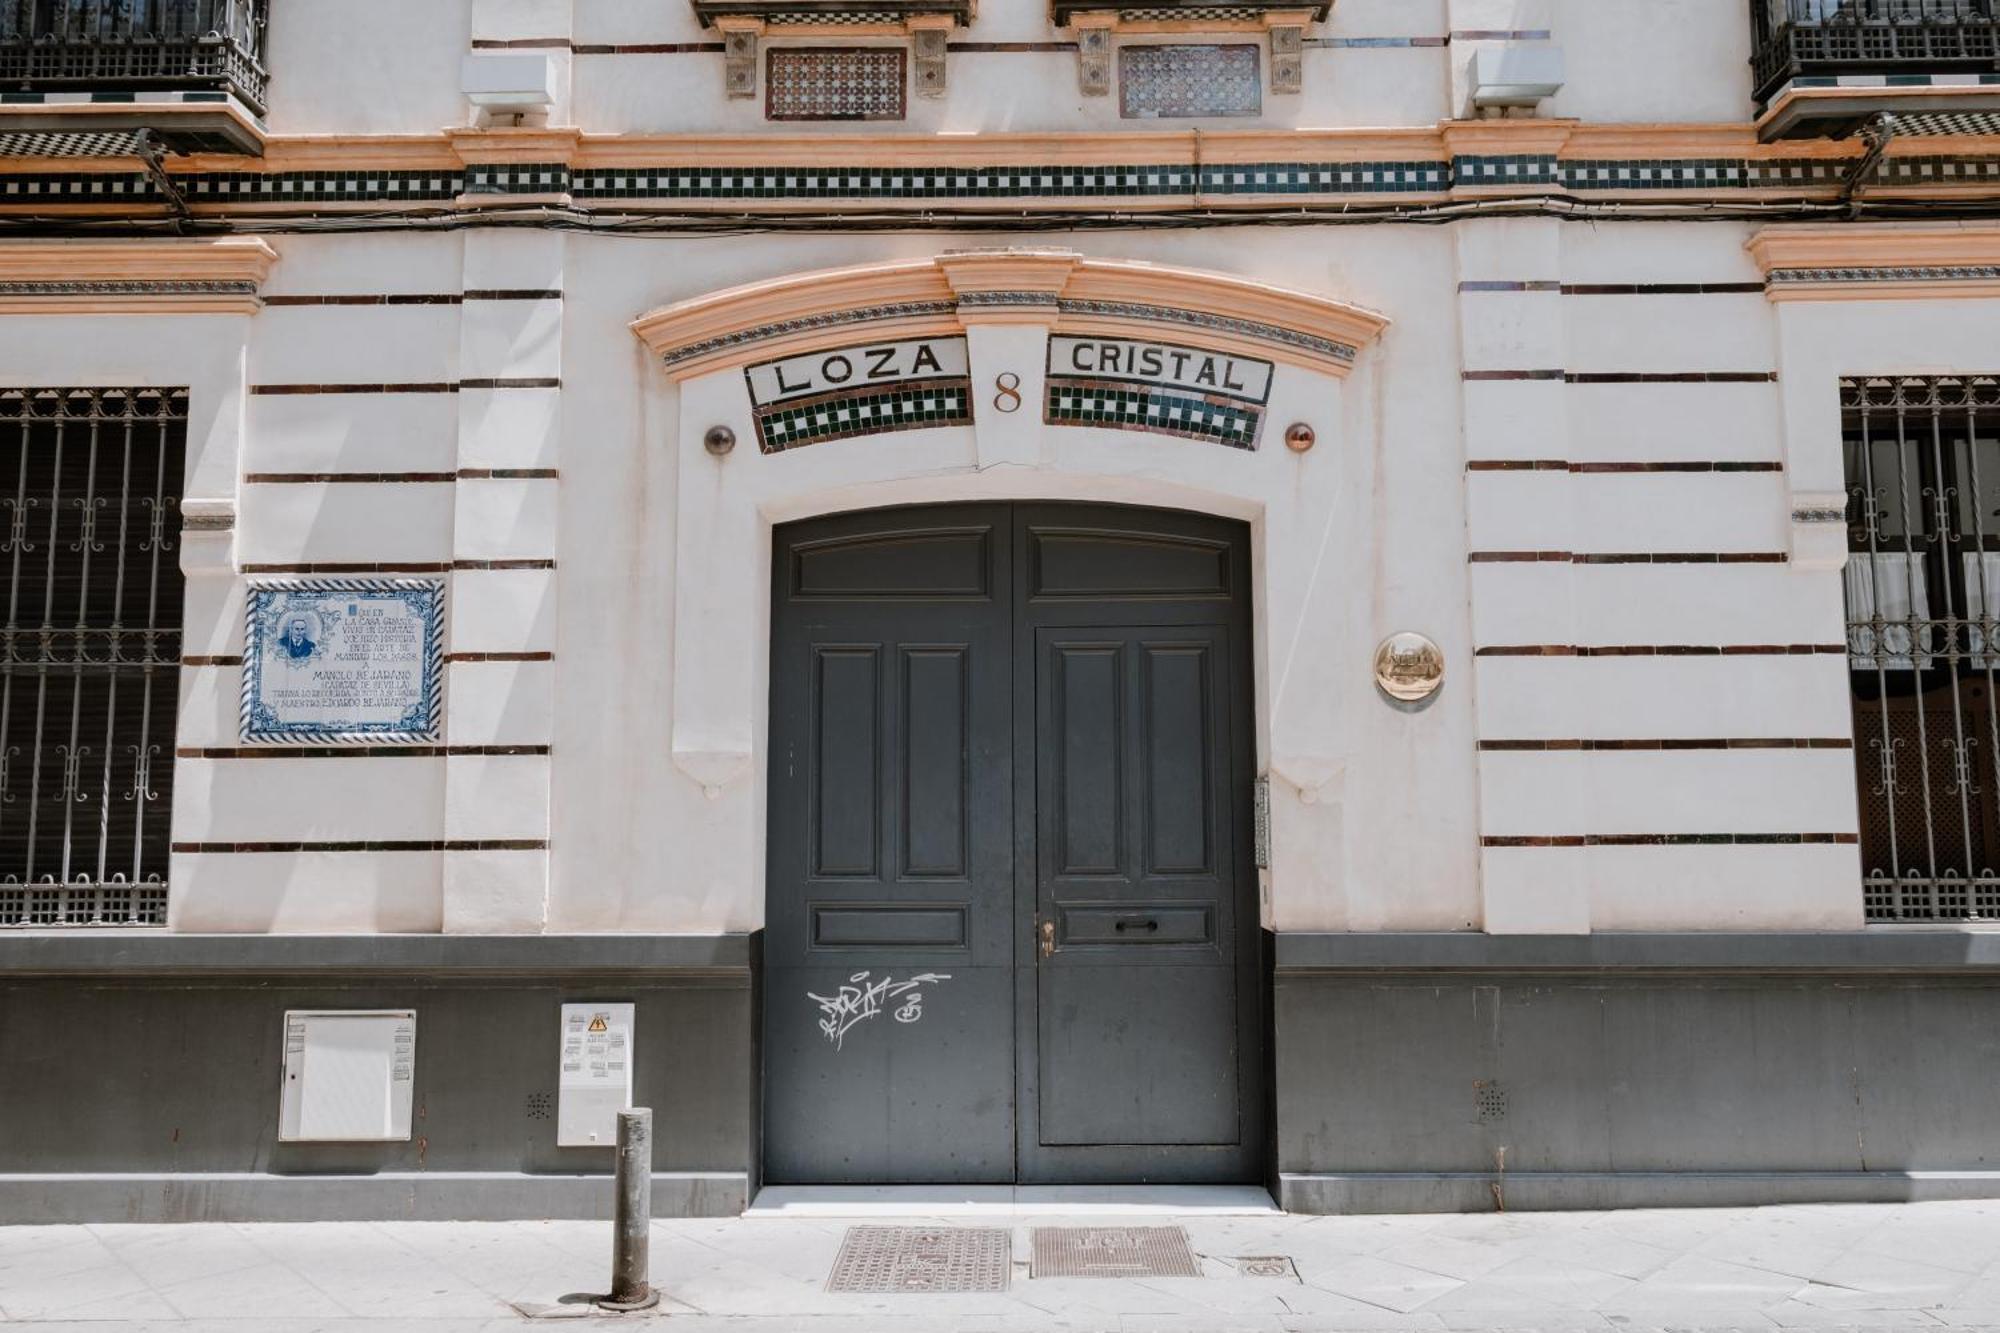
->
[0, 0, 268, 155]
[1752, 0, 2000, 138]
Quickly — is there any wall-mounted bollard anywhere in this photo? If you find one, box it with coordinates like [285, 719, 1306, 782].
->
[597, 1107, 660, 1312]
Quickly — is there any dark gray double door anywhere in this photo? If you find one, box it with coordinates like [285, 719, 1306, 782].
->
[764, 502, 1263, 1184]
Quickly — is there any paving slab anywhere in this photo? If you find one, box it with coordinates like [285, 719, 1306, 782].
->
[0, 1201, 1995, 1330]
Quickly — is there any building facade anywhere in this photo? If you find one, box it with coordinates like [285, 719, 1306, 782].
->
[2, 0, 2000, 1221]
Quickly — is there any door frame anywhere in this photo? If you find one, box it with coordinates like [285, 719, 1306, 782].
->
[760, 499, 1267, 1186]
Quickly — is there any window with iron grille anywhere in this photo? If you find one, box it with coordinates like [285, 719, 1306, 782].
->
[1844, 374, 2000, 921]
[0, 388, 185, 928]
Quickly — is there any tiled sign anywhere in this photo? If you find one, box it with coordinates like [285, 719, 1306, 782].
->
[744, 336, 973, 452]
[1044, 335, 1274, 449]
[240, 579, 445, 744]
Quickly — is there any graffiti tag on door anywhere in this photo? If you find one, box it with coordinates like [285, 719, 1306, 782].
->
[807, 971, 952, 1051]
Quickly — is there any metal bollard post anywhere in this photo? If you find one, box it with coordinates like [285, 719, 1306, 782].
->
[598, 1107, 660, 1312]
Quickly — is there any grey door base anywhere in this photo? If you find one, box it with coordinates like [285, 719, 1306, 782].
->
[1280, 1170, 2000, 1215]
[0, 1171, 750, 1224]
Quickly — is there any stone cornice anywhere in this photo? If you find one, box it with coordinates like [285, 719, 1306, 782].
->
[633, 249, 1389, 380]
[0, 238, 277, 314]
[1750, 223, 2000, 301]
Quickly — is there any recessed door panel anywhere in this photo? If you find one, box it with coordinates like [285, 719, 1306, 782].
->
[766, 502, 1261, 1185]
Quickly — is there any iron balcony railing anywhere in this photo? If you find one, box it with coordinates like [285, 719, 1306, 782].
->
[0, 0, 268, 116]
[1752, 0, 2000, 105]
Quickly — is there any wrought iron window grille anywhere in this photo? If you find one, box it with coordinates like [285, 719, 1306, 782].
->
[1752, 0, 2000, 106]
[0, 388, 185, 929]
[1844, 374, 2000, 921]
[0, 0, 269, 116]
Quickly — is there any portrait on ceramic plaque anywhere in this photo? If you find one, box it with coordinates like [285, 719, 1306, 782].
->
[240, 578, 444, 743]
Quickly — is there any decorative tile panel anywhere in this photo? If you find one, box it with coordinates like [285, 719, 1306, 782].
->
[767, 48, 907, 121]
[1045, 381, 1262, 449]
[1119, 44, 1260, 119]
[755, 382, 971, 451]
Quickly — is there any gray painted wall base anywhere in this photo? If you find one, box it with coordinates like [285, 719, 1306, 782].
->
[0, 1172, 750, 1224]
[1279, 1170, 2000, 1214]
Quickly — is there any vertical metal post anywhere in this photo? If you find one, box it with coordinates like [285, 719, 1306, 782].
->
[599, 1107, 659, 1312]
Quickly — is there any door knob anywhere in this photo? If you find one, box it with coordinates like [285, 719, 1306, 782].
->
[1039, 918, 1055, 958]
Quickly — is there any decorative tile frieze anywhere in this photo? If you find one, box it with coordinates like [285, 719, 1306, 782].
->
[1769, 265, 2000, 286]
[1454, 154, 1560, 187]
[767, 48, 907, 121]
[1045, 380, 1262, 448]
[1119, 44, 1261, 119]
[754, 381, 972, 450]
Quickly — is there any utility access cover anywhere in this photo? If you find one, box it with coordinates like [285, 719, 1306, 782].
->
[825, 1226, 1011, 1293]
[1030, 1226, 1201, 1279]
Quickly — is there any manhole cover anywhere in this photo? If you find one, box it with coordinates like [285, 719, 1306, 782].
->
[825, 1225, 1011, 1293]
[1030, 1226, 1200, 1279]
[1237, 1255, 1299, 1280]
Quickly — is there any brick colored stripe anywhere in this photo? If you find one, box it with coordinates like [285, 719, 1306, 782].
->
[181, 654, 243, 666]
[173, 839, 550, 852]
[947, 41, 1080, 51]
[262, 294, 463, 306]
[240, 562, 454, 574]
[459, 377, 561, 390]
[1310, 36, 1448, 47]
[249, 383, 457, 395]
[1566, 371, 1777, 384]
[462, 289, 563, 300]
[1463, 371, 1778, 384]
[177, 745, 550, 758]
[1475, 644, 1846, 657]
[1479, 738, 1853, 751]
[1458, 280, 1561, 292]
[570, 41, 724, 53]
[1561, 282, 1767, 296]
[470, 37, 571, 48]
[446, 651, 553, 662]
[452, 559, 556, 571]
[1483, 833, 1858, 847]
[1470, 551, 1788, 564]
[1450, 29, 1553, 39]
[244, 472, 456, 484]
[457, 468, 559, 480]
[1467, 460, 1782, 473]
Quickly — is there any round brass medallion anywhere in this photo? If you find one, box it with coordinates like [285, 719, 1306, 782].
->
[1374, 632, 1444, 703]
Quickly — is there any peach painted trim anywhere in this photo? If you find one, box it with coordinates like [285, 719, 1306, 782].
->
[0, 238, 276, 314]
[1751, 224, 2000, 302]
[1749, 222, 2000, 272]
[26, 123, 2000, 179]
[633, 249, 1389, 380]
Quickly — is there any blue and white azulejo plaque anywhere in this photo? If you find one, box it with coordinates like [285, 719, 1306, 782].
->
[241, 579, 445, 744]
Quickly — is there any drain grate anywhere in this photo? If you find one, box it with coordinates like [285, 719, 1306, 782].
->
[1030, 1226, 1200, 1279]
[1237, 1255, 1299, 1280]
[825, 1225, 1011, 1293]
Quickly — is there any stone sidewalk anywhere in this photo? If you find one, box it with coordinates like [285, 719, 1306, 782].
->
[3, 1198, 1999, 1331]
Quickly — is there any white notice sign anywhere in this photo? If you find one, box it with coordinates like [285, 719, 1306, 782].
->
[1046, 335, 1273, 404]
[241, 579, 444, 743]
[557, 1002, 635, 1147]
[745, 337, 969, 408]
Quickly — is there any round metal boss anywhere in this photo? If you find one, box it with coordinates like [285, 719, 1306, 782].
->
[703, 425, 736, 456]
[1374, 632, 1444, 703]
[1285, 422, 1316, 453]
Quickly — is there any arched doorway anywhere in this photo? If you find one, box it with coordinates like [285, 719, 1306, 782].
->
[762, 500, 1263, 1184]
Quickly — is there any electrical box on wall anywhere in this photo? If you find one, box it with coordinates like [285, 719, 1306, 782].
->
[558, 1002, 634, 1147]
[278, 1010, 416, 1142]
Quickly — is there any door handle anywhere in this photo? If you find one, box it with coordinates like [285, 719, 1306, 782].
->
[1114, 918, 1160, 934]
[1039, 918, 1055, 958]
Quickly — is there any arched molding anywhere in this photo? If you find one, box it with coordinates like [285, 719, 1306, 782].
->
[632, 248, 1390, 381]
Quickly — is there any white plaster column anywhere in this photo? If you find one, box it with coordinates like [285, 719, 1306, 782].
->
[1455, 217, 1589, 933]
[441, 231, 564, 933]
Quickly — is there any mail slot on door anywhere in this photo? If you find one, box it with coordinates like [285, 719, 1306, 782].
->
[1059, 903, 1215, 946]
